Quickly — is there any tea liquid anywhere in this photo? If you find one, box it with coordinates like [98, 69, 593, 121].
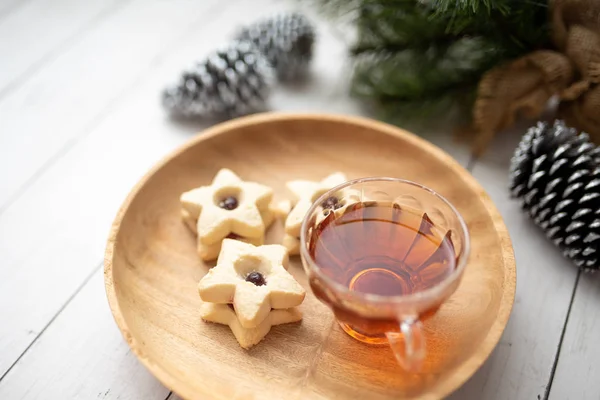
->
[308, 201, 456, 341]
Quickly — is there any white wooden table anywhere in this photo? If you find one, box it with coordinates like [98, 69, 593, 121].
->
[0, 1, 597, 399]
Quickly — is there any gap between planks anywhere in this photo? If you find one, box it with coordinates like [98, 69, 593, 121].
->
[449, 121, 581, 400]
[469, 121, 588, 400]
[543, 270, 582, 400]
[0, 261, 102, 383]
[548, 272, 600, 399]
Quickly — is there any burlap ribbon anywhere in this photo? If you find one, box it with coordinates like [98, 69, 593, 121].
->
[470, 0, 600, 156]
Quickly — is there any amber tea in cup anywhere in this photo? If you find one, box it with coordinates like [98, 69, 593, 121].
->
[300, 178, 470, 370]
[310, 203, 455, 328]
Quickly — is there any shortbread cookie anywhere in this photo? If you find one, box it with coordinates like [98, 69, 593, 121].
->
[197, 234, 265, 261]
[284, 172, 347, 254]
[200, 302, 302, 349]
[282, 234, 300, 255]
[272, 200, 292, 219]
[196, 208, 274, 261]
[182, 205, 276, 235]
[198, 239, 305, 328]
[184, 206, 277, 261]
[181, 208, 197, 234]
[180, 168, 273, 245]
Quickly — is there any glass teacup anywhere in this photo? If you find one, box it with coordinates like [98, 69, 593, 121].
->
[299, 177, 470, 370]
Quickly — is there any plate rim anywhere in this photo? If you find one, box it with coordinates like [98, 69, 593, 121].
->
[104, 111, 516, 399]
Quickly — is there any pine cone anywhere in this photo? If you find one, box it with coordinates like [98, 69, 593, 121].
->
[162, 41, 274, 118]
[509, 120, 600, 271]
[235, 12, 315, 81]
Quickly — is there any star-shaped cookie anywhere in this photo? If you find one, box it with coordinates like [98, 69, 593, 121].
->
[198, 239, 305, 328]
[200, 302, 302, 349]
[283, 172, 347, 254]
[180, 168, 273, 246]
[182, 206, 276, 260]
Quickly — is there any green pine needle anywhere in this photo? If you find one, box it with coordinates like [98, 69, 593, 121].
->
[308, 0, 552, 128]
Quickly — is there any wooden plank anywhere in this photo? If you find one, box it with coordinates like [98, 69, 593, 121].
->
[0, 0, 122, 96]
[449, 127, 578, 400]
[0, 2, 473, 397]
[0, 0, 233, 378]
[0, 270, 170, 400]
[549, 273, 600, 400]
[0, 0, 225, 210]
[0, 0, 30, 21]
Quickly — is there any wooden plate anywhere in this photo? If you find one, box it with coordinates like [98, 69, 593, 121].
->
[104, 113, 516, 400]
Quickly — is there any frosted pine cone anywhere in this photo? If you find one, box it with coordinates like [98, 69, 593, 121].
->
[162, 41, 274, 119]
[235, 12, 315, 81]
[509, 120, 600, 271]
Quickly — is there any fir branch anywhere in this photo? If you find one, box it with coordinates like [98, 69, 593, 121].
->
[429, 0, 512, 18]
[353, 2, 450, 52]
[369, 85, 477, 128]
[351, 36, 501, 100]
[306, 0, 553, 126]
[349, 35, 499, 125]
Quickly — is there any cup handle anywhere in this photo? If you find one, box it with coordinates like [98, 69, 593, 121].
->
[385, 317, 426, 371]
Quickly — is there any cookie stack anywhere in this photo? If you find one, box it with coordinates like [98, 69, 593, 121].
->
[197, 239, 305, 349]
[180, 168, 276, 261]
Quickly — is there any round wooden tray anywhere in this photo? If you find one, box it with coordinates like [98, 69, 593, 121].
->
[104, 113, 516, 400]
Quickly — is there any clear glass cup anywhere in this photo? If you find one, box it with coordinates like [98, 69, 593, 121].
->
[299, 177, 470, 371]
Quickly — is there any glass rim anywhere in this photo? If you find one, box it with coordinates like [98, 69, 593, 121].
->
[299, 176, 471, 305]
